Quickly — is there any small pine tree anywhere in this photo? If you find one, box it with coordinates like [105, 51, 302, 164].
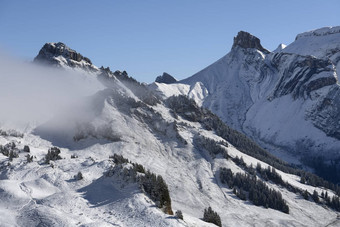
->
[75, 171, 83, 180]
[312, 190, 319, 203]
[26, 154, 33, 163]
[23, 145, 30, 153]
[175, 210, 183, 220]
[300, 175, 306, 184]
[302, 190, 309, 200]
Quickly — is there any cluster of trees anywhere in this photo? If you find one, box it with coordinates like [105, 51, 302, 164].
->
[194, 135, 229, 159]
[166, 95, 207, 122]
[302, 189, 340, 211]
[327, 195, 340, 211]
[220, 167, 289, 214]
[109, 154, 173, 215]
[256, 163, 285, 186]
[0, 142, 19, 161]
[140, 171, 173, 215]
[0, 129, 23, 138]
[1, 143, 32, 163]
[203, 207, 222, 227]
[235, 159, 340, 212]
[45, 147, 62, 164]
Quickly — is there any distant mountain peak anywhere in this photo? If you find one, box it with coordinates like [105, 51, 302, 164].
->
[232, 31, 270, 53]
[34, 42, 95, 71]
[155, 72, 177, 84]
[273, 43, 287, 53]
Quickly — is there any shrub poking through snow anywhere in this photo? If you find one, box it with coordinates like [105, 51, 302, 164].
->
[75, 171, 83, 180]
[45, 147, 62, 164]
[175, 210, 183, 220]
[203, 206, 222, 227]
[71, 154, 78, 159]
[23, 145, 30, 153]
[26, 154, 33, 163]
[9, 150, 18, 161]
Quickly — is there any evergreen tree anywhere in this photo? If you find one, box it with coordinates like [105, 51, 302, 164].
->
[312, 190, 319, 203]
[203, 207, 222, 227]
[175, 210, 183, 220]
[302, 190, 309, 200]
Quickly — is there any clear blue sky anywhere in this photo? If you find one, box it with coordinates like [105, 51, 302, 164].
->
[1, 0, 339, 83]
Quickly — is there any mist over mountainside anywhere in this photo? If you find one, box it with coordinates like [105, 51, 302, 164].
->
[0, 35, 340, 227]
[151, 26, 340, 184]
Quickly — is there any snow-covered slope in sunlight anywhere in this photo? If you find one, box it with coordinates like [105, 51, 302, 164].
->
[283, 26, 340, 58]
[149, 81, 209, 106]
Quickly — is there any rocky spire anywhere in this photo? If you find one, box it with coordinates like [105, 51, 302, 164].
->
[232, 31, 270, 54]
[155, 72, 177, 84]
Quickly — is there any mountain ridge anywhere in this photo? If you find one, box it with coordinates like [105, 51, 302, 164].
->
[1, 35, 340, 226]
[151, 27, 340, 183]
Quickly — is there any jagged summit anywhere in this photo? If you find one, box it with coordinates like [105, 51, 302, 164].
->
[155, 72, 177, 84]
[232, 31, 270, 54]
[34, 42, 96, 71]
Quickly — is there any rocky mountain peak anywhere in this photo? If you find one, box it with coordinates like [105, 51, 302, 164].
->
[34, 42, 93, 66]
[155, 72, 177, 84]
[232, 31, 270, 54]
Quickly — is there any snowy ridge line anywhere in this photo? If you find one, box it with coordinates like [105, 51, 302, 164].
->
[296, 26, 340, 40]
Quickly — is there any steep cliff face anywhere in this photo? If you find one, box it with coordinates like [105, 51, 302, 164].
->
[155, 72, 177, 84]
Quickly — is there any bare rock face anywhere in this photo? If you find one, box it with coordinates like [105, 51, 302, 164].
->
[155, 72, 177, 84]
[34, 42, 94, 70]
[232, 31, 270, 54]
[270, 53, 336, 99]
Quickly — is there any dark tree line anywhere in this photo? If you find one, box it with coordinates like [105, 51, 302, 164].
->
[203, 206, 222, 227]
[140, 171, 173, 215]
[220, 167, 289, 214]
[110, 154, 173, 215]
[194, 135, 229, 159]
[235, 160, 340, 212]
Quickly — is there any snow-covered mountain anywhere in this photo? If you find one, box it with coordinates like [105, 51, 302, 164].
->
[1, 42, 340, 227]
[151, 27, 340, 183]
